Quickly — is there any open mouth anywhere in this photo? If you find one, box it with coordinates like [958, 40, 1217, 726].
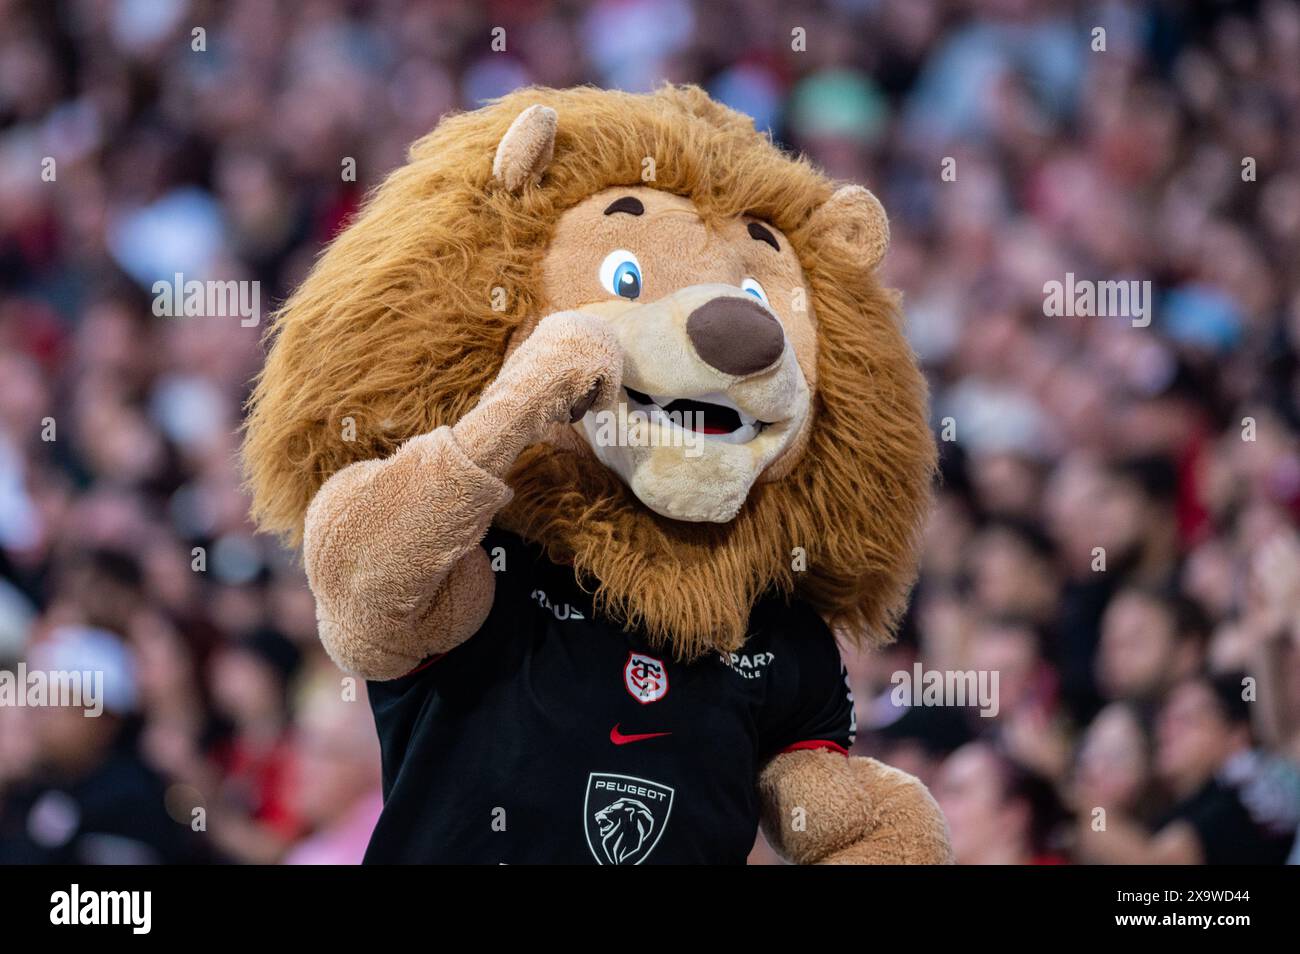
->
[624, 387, 769, 443]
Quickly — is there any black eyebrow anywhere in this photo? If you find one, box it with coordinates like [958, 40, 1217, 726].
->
[747, 222, 780, 251]
[604, 196, 645, 216]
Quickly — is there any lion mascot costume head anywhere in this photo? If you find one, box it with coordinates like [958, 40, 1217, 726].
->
[243, 85, 951, 864]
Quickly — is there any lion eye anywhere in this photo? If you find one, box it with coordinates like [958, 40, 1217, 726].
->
[599, 250, 642, 300]
[741, 278, 768, 304]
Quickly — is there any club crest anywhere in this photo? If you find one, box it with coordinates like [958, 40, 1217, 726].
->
[624, 652, 669, 704]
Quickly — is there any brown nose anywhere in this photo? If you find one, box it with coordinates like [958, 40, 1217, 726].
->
[686, 296, 785, 376]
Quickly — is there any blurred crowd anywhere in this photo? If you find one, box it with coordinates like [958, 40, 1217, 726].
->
[0, 0, 1297, 864]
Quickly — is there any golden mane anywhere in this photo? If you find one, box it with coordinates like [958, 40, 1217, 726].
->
[242, 84, 934, 659]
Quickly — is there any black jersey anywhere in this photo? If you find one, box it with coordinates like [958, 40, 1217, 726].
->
[363, 528, 855, 864]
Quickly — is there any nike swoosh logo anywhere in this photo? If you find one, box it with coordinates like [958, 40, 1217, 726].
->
[610, 723, 671, 745]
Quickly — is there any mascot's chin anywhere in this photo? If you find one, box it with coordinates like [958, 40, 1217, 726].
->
[242, 85, 952, 865]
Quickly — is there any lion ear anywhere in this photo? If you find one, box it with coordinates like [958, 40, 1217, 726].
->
[807, 184, 890, 271]
[492, 104, 557, 193]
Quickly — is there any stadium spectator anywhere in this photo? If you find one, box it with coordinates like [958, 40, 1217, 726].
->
[1095, 585, 1210, 710]
[1075, 673, 1294, 864]
[1071, 702, 1160, 827]
[935, 742, 1067, 865]
[0, 625, 205, 863]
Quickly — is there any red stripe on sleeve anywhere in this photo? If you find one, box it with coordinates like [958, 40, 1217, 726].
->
[402, 654, 445, 677]
[779, 739, 849, 756]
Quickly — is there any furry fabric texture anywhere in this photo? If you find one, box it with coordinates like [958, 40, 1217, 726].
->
[242, 84, 935, 660]
[759, 750, 954, 865]
[302, 310, 622, 680]
[303, 427, 506, 679]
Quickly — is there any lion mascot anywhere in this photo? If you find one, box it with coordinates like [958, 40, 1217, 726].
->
[243, 85, 952, 864]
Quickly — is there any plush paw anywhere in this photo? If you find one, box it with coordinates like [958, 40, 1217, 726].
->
[759, 751, 953, 865]
[820, 758, 953, 864]
[453, 310, 624, 476]
[496, 311, 624, 426]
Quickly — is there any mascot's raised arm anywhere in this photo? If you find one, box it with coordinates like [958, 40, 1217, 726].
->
[242, 85, 952, 865]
